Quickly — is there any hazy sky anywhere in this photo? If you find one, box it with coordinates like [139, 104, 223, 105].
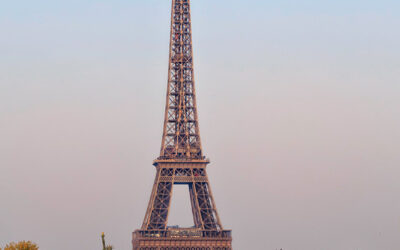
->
[1, 0, 399, 249]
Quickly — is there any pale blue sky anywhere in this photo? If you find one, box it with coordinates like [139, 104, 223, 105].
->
[1, 1, 399, 250]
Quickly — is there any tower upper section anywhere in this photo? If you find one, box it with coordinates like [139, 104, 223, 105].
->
[159, 0, 203, 160]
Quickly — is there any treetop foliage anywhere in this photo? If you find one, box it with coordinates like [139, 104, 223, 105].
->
[2, 241, 39, 250]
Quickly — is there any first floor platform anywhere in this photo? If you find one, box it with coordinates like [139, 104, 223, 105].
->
[132, 229, 232, 250]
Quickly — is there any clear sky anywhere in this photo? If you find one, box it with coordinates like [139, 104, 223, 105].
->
[1, 0, 399, 249]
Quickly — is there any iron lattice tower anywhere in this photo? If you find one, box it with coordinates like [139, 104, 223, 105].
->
[132, 0, 232, 249]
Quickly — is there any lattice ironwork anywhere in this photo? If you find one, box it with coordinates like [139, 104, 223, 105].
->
[141, 166, 222, 231]
[132, 0, 232, 249]
[160, 0, 203, 160]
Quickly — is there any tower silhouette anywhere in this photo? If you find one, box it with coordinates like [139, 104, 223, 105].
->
[132, 1, 232, 249]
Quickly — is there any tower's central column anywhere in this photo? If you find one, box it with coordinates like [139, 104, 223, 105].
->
[160, 0, 202, 160]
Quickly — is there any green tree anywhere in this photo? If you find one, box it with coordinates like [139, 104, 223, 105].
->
[3, 241, 38, 250]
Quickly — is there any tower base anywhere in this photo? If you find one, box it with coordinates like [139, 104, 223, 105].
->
[132, 229, 232, 250]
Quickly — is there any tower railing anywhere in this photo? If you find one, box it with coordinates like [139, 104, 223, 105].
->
[134, 229, 232, 239]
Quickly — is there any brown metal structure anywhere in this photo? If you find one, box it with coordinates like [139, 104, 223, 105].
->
[132, 0, 232, 249]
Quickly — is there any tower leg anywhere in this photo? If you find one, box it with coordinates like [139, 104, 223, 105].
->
[142, 168, 174, 230]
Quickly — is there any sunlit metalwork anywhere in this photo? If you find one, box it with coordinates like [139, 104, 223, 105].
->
[132, 1, 232, 249]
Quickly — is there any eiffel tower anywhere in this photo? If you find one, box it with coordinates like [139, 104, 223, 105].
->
[132, 0, 232, 249]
